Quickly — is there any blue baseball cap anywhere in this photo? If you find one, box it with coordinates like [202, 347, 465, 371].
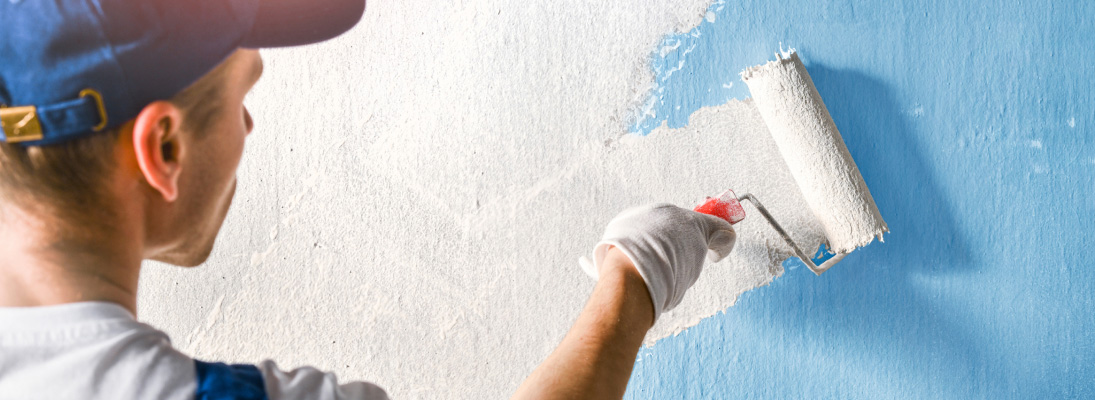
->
[0, 0, 366, 146]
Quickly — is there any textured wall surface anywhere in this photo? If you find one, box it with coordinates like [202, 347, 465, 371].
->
[627, 0, 1094, 398]
[136, 0, 1095, 399]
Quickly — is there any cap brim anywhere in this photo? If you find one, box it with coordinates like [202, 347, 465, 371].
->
[240, 0, 365, 48]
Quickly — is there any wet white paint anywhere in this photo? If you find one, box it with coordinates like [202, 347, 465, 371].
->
[136, 2, 879, 398]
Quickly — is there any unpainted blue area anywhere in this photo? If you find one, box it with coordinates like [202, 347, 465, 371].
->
[627, 1, 1095, 398]
[810, 243, 838, 266]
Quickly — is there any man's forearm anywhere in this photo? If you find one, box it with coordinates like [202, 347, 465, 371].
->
[512, 248, 654, 399]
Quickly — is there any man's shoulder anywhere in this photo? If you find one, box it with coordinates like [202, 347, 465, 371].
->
[0, 302, 196, 400]
[0, 302, 390, 400]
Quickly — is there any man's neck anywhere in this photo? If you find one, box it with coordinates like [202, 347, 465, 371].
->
[0, 206, 142, 315]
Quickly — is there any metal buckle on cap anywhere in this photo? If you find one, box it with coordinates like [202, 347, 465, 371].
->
[0, 104, 43, 143]
[0, 89, 107, 144]
[79, 88, 108, 132]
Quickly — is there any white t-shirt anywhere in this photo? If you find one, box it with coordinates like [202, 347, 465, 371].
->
[0, 302, 388, 400]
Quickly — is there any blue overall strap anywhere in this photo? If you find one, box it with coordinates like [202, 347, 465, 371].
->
[194, 360, 269, 400]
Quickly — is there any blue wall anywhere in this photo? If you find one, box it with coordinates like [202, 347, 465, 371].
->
[627, 1, 1094, 398]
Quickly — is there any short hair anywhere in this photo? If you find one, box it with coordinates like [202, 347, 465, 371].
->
[0, 59, 230, 234]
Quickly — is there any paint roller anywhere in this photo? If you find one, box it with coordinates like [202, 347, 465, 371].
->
[695, 50, 888, 275]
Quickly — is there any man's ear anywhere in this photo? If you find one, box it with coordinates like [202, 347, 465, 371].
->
[131, 101, 184, 202]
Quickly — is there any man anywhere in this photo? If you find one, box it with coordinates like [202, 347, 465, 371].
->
[0, 0, 735, 399]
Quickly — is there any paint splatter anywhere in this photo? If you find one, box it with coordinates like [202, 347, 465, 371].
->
[658, 40, 682, 57]
[905, 104, 924, 117]
[632, 35, 702, 130]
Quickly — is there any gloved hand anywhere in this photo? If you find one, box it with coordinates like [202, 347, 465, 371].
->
[580, 203, 736, 322]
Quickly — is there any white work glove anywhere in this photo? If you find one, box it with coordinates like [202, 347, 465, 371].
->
[580, 203, 736, 322]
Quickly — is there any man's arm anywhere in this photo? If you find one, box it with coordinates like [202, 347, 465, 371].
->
[512, 247, 653, 400]
[512, 203, 736, 399]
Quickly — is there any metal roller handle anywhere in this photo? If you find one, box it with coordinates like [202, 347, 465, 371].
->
[737, 193, 845, 276]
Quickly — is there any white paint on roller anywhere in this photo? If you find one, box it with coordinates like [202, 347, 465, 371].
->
[742, 51, 888, 253]
[135, 4, 883, 398]
[632, 100, 826, 341]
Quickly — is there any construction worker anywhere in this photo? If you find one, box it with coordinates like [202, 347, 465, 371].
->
[0, 0, 735, 398]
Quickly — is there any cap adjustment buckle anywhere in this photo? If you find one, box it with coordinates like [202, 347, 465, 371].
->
[0, 88, 108, 145]
[79, 88, 108, 132]
[0, 105, 43, 143]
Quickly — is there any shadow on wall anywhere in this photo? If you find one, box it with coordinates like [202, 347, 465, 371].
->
[730, 66, 1001, 396]
[806, 64, 973, 273]
[627, 65, 1044, 399]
